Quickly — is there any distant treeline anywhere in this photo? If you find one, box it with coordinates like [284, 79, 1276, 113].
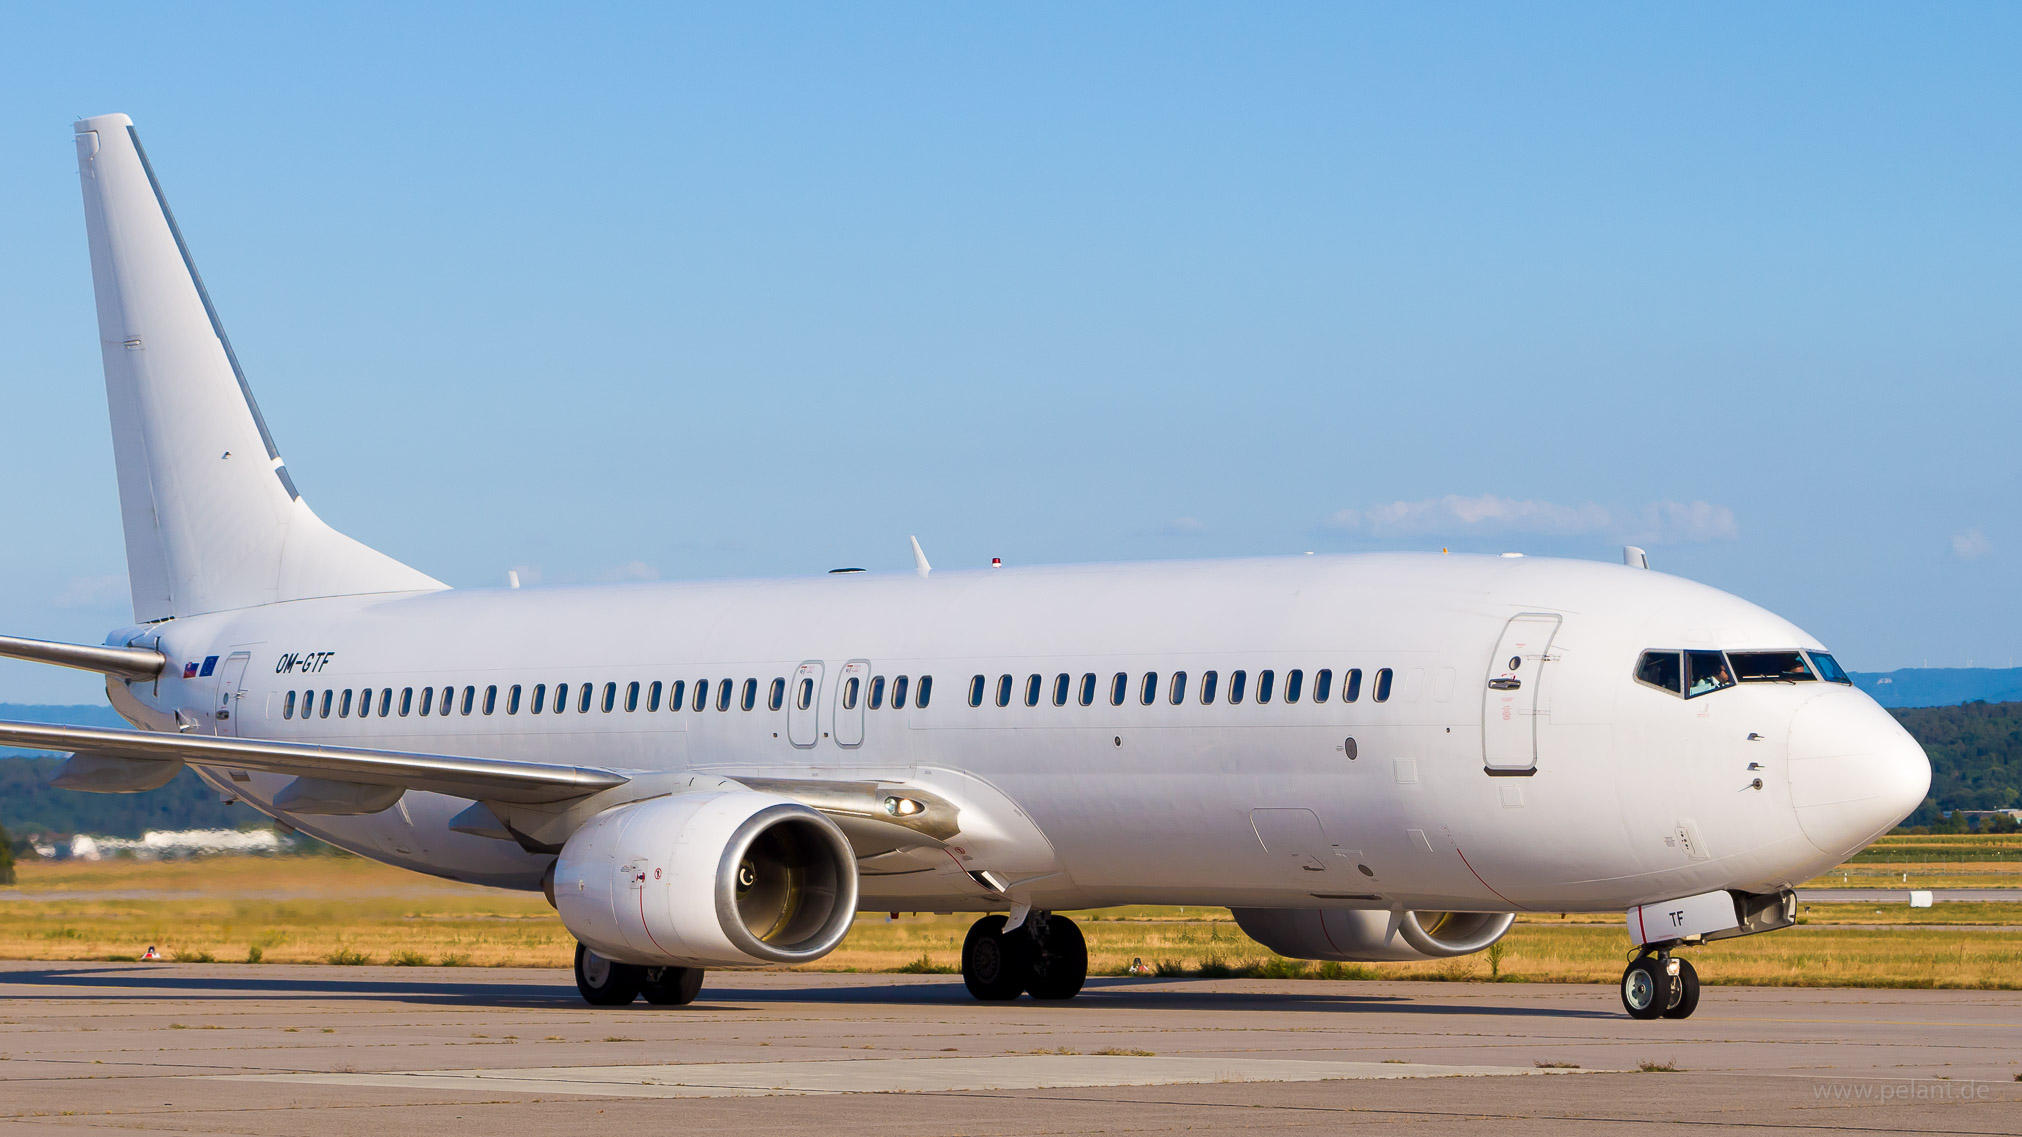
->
[1893, 701, 2022, 826]
[0, 757, 247, 838]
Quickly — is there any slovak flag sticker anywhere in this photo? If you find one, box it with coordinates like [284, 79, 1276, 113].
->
[183, 661, 199, 679]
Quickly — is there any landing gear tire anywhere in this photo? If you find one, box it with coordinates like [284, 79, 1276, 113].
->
[1661, 958, 1699, 1020]
[1620, 955, 1669, 1020]
[962, 915, 1030, 1001]
[1026, 916, 1087, 1001]
[575, 943, 643, 1006]
[641, 966, 705, 1006]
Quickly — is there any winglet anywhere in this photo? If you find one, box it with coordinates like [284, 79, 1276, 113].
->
[1622, 545, 1650, 570]
[910, 535, 932, 578]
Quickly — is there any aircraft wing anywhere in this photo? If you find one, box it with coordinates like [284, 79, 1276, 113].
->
[0, 719, 627, 805]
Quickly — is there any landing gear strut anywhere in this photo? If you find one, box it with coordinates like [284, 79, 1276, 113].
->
[574, 943, 706, 1007]
[962, 912, 1087, 1001]
[1621, 949, 1699, 1020]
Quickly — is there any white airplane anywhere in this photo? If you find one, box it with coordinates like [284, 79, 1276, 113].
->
[1, 114, 1930, 1018]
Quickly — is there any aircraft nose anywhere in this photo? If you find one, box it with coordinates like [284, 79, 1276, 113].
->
[1786, 691, 1931, 858]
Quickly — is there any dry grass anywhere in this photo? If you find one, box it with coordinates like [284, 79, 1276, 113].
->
[3, 841, 2017, 987]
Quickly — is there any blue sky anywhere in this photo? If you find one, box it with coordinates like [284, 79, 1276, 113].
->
[2, 4, 2017, 702]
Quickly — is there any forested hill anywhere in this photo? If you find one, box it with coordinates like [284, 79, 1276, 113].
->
[1892, 701, 2022, 822]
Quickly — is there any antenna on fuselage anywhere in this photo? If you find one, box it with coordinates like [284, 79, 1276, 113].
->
[909, 536, 932, 578]
[1623, 546, 1650, 570]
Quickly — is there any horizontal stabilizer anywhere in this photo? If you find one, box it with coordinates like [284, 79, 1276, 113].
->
[0, 720, 626, 805]
[0, 634, 164, 680]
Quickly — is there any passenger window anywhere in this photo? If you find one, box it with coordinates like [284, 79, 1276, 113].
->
[1285, 669, 1303, 703]
[1024, 674, 1041, 707]
[1314, 668, 1333, 702]
[380, 689, 393, 717]
[1256, 670, 1275, 704]
[442, 686, 456, 716]
[1110, 672, 1128, 706]
[419, 687, 433, 716]
[1169, 670, 1187, 705]
[693, 680, 708, 712]
[463, 686, 477, 715]
[893, 675, 910, 709]
[870, 676, 885, 710]
[716, 680, 733, 711]
[359, 688, 373, 716]
[484, 685, 498, 715]
[1139, 671, 1158, 706]
[1052, 673, 1070, 706]
[916, 675, 933, 706]
[508, 685, 522, 715]
[996, 675, 1013, 707]
[1685, 651, 1735, 698]
[1199, 670, 1218, 704]
[1808, 651, 1852, 685]
[601, 682, 616, 713]
[669, 680, 685, 710]
[647, 681, 661, 712]
[843, 677, 861, 711]
[531, 684, 546, 714]
[283, 690, 296, 719]
[1730, 651, 1816, 683]
[622, 682, 638, 712]
[1343, 668, 1362, 702]
[320, 689, 333, 718]
[1228, 670, 1247, 704]
[400, 687, 413, 717]
[798, 677, 816, 711]
[1079, 673, 1097, 706]
[339, 689, 353, 718]
[1374, 668, 1393, 702]
[301, 689, 313, 716]
[742, 678, 758, 711]
[578, 684, 594, 713]
[1635, 651, 1683, 695]
[969, 675, 986, 707]
[771, 677, 787, 711]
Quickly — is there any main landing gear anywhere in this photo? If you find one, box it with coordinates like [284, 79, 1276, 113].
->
[962, 912, 1088, 1001]
[1620, 949, 1699, 1020]
[574, 942, 706, 1007]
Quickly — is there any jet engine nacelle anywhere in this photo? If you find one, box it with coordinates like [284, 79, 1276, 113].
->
[554, 791, 858, 969]
[1233, 907, 1515, 963]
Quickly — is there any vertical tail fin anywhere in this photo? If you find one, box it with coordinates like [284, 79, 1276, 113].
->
[73, 114, 443, 621]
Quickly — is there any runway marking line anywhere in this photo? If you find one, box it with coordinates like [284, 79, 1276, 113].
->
[205, 1055, 1599, 1099]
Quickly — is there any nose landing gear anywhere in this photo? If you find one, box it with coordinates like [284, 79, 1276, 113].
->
[1621, 950, 1699, 1019]
[961, 912, 1087, 1001]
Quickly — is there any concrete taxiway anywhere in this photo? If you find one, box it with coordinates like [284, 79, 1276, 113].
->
[1, 962, 2017, 1135]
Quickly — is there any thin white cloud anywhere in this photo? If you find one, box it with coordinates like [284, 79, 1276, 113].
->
[1161, 516, 1208, 536]
[1326, 494, 1736, 545]
[53, 574, 127, 608]
[605, 560, 660, 582]
[507, 564, 545, 586]
[1952, 528, 1991, 561]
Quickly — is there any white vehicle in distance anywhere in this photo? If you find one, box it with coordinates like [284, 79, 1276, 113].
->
[2, 115, 1929, 1019]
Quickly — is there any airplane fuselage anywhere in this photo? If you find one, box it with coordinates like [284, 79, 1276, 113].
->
[104, 551, 1922, 916]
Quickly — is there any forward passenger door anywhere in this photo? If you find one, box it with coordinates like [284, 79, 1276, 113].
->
[1482, 613, 1561, 775]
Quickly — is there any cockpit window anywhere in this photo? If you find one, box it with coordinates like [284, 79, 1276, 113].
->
[1730, 650, 1815, 683]
[1635, 651, 1683, 695]
[1685, 650, 1734, 698]
[1806, 651, 1852, 684]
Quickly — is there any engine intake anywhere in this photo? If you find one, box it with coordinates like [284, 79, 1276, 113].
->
[555, 791, 858, 968]
[1233, 907, 1515, 963]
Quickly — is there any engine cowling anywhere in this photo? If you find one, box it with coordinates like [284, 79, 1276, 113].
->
[1233, 907, 1515, 963]
[554, 791, 858, 968]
